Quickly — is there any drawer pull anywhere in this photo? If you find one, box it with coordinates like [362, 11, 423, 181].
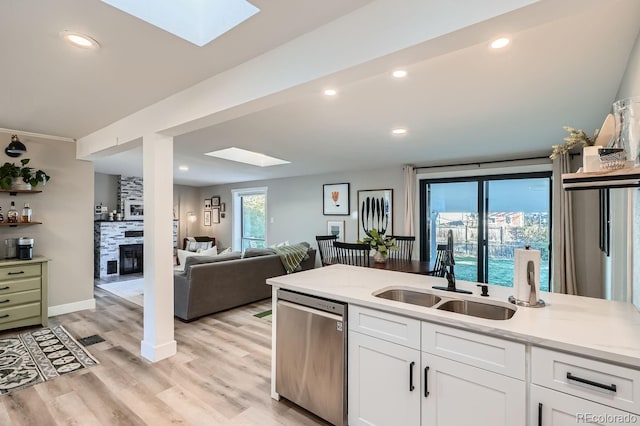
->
[566, 372, 617, 392]
[538, 403, 542, 426]
[424, 366, 430, 398]
[7, 271, 24, 275]
[0, 286, 9, 291]
[0, 299, 9, 304]
[0, 314, 8, 319]
[409, 361, 415, 392]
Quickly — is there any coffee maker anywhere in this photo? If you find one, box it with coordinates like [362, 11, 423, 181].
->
[17, 237, 34, 260]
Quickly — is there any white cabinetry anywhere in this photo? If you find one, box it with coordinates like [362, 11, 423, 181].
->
[348, 305, 525, 426]
[531, 347, 640, 424]
[421, 322, 525, 426]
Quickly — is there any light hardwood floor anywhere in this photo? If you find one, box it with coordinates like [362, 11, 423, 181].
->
[0, 288, 329, 426]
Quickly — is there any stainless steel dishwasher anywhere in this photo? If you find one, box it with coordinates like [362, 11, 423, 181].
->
[276, 289, 347, 426]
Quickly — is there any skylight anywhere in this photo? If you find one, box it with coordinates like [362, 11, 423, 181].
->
[205, 148, 291, 167]
[101, 0, 260, 47]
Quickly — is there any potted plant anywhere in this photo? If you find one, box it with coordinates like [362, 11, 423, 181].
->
[357, 228, 398, 263]
[549, 126, 599, 159]
[0, 159, 51, 190]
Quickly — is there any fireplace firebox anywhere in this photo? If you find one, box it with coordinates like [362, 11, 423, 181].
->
[119, 244, 143, 275]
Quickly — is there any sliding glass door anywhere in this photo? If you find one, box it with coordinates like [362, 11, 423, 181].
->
[420, 172, 551, 290]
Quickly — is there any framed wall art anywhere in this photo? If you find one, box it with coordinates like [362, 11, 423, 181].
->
[327, 220, 345, 242]
[323, 183, 350, 215]
[357, 189, 393, 240]
[204, 198, 212, 209]
[211, 196, 221, 207]
[204, 210, 212, 226]
[212, 207, 221, 224]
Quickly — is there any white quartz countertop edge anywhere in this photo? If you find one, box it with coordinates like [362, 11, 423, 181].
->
[267, 265, 640, 369]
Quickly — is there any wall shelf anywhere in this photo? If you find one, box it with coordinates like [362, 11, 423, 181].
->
[0, 189, 43, 196]
[562, 167, 640, 191]
[0, 222, 42, 227]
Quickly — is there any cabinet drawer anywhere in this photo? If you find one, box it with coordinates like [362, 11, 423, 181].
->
[0, 264, 41, 281]
[0, 302, 41, 325]
[0, 277, 41, 295]
[532, 346, 640, 415]
[421, 322, 525, 380]
[0, 289, 40, 307]
[349, 305, 420, 349]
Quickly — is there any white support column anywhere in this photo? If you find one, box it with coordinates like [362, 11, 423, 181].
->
[141, 133, 177, 362]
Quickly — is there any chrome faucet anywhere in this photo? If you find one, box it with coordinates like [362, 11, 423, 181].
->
[432, 230, 472, 295]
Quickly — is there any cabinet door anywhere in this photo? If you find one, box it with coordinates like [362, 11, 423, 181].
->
[421, 353, 525, 426]
[348, 331, 420, 426]
[531, 384, 637, 425]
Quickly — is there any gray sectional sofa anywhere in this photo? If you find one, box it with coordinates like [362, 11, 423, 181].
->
[174, 247, 316, 321]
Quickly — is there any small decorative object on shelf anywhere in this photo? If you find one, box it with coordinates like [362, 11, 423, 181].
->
[0, 159, 50, 190]
[7, 202, 18, 223]
[21, 203, 32, 223]
[599, 148, 626, 170]
[550, 126, 600, 160]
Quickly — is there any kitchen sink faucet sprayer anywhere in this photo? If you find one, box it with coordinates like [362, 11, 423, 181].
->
[432, 230, 472, 295]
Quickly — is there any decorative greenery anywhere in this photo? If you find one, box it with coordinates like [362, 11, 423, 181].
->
[0, 159, 51, 190]
[549, 126, 599, 159]
[357, 228, 398, 256]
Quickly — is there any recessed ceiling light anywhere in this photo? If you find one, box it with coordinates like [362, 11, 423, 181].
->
[60, 31, 100, 49]
[391, 128, 407, 136]
[204, 147, 290, 167]
[178, 165, 189, 171]
[392, 70, 408, 79]
[323, 89, 338, 96]
[490, 37, 510, 49]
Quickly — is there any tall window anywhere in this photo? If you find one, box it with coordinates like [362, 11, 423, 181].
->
[420, 172, 551, 291]
[232, 187, 267, 251]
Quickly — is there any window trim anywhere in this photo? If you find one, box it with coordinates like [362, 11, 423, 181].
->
[231, 187, 268, 251]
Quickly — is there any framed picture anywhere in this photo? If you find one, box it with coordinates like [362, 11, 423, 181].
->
[220, 202, 226, 212]
[212, 207, 221, 224]
[357, 189, 393, 240]
[204, 210, 212, 226]
[323, 183, 350, 215]
[327, 220, 345, 242]
[204, 198, 212, 209]
[211, 196, 221, 207]
[124, 199, 144, 220]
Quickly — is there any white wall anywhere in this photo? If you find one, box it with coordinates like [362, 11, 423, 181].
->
[0, 134, 95, 314]
[199, 167, 404, 259]
[615, 28, 640, 310]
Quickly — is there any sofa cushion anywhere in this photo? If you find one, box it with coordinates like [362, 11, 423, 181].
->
[243, 248, 275, 258]
[183, 251, 243, 268]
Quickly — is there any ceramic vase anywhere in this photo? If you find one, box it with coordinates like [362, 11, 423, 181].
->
[373, 250, 387, 263]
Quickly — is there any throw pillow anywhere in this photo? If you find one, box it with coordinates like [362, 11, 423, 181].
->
[218, 247, 232, 255]
[176, 249, 205, 272]
[198, 245, 218, 256]
[269, 240, 289, 248]
[243, 247, 276, 258]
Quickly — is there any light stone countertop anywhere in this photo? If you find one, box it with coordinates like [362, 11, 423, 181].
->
[267, 264, 640, 368]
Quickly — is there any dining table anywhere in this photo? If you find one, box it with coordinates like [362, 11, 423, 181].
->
[323, 257, 433, 275]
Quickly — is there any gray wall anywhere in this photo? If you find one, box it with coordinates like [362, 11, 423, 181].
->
[94, 172, 118, 213]
[0, 133, 94, 311]
[199, 167, 405, 257]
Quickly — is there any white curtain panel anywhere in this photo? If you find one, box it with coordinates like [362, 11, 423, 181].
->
[402, 165, 416, 236]
[551, 153, 577, 295]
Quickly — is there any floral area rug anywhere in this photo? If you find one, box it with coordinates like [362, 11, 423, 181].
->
[0, 325, 99, 394]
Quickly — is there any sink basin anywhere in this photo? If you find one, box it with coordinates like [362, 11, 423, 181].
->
[436, 299, 515, 320]
[375, 289, 442, 308]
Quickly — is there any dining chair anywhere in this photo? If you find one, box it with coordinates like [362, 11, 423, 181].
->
[333, 241, 371, 267]
[427, 244, 448, 277]
[316, 235, 338, 265]
[387, 235, 415, 261]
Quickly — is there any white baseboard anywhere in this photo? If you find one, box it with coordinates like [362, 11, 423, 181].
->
[48, 298, 96, 317]
[141, 339, 177, 362]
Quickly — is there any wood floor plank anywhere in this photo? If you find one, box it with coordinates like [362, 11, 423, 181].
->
[0, 288, 328, 426]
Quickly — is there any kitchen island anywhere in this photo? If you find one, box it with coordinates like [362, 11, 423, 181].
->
[267, 264, 640, 426]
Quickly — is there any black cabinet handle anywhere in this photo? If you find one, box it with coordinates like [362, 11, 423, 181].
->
[538, 402, 542, 426]
[0, 314, 9, 319]
[424, 366, 430, 397]
[7, 271, 24, 275]
[409, 361, 415, 391]
[566, 372, 617, 392]
[0, 299, 10, 304]
[0, 286, 9, 290]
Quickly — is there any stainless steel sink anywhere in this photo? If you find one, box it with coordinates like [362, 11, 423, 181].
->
[436, 299, 515, 320]
[375, 289, 442, 308]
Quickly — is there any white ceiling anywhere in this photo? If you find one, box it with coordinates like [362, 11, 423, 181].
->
[3, 0, 640, 186]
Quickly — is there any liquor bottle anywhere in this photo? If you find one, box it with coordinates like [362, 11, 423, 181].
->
[21, 203, 32, 223]
[0, 206, 4, 223]
[7, 202, 18, 223]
